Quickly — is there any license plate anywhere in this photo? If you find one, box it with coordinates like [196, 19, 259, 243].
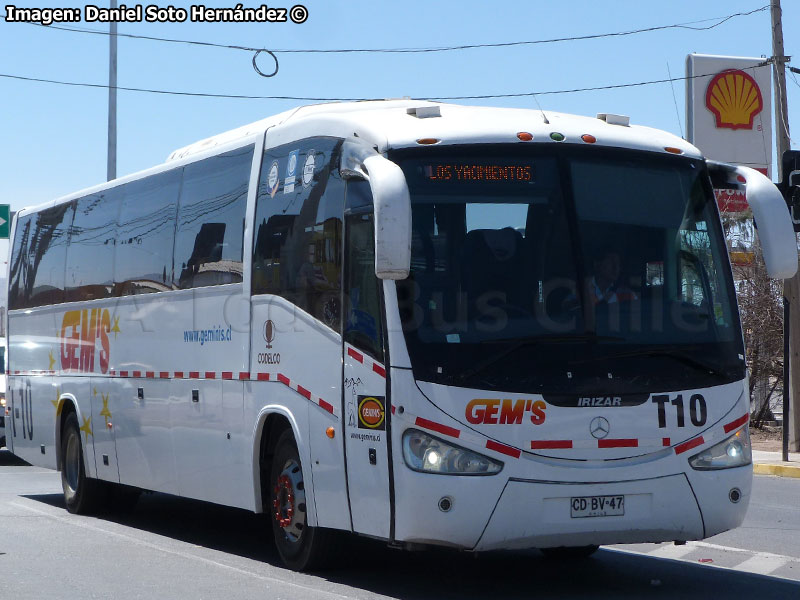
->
[570, 495, 625, 518]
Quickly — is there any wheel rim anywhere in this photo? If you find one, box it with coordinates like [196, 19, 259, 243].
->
[273, 458, 306, 543]
[64, 431, 81, 494]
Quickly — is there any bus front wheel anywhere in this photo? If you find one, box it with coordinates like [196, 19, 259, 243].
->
[61, 412, 107, 514]
[269, 428, 334, 571]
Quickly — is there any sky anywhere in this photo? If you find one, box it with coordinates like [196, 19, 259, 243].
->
[0, 0, 798, 226]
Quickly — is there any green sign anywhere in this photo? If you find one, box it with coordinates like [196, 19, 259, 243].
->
[0, 205, 8, 239]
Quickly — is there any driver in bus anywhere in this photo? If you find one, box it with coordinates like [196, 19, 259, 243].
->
[588, 246, 638, 305]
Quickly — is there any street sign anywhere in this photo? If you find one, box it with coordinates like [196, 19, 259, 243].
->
[0, 204, 9, 238]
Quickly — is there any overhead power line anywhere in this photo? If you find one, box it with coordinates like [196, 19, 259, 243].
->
[6, 5, 769, 54]
[0, 69, 760, 102]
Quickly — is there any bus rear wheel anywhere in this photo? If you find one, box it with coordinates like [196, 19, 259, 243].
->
[61, 412, 107, 514]
[269, 428, 334, 571]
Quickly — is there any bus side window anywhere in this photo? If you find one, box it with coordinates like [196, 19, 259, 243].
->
[115, 170, 181, 295]
[8, 213, 33, 310]
[26, 203, 75, 308]
[252, 138, 345, 332]
[65, 190, 120, 302]
[173, 145, 253, 290]
[344, 181, 384, 361]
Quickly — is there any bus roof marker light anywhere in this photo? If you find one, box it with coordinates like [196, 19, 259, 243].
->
[416, 138, 440, 145]
[664, 147, 683, 155]
[517, 132, 533, 141]
[581, 134, 597, 144]
[550, 132, 565, 142]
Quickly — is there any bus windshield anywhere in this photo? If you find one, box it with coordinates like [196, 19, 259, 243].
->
[393, 145, 744, 394]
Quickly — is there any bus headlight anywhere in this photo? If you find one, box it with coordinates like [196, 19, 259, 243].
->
[402, 429, 503, 475]
[0, 394, 5, 408]
[688, 427, 752, 470]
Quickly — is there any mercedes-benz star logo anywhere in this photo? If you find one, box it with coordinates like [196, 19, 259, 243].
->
[590, 416, 610, 439]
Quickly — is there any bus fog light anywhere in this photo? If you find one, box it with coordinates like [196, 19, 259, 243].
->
[438, 496, 453, 512]
[729, 488, 741, 503]
[688, 428, 752, 470]
[402, 429, 503, 475]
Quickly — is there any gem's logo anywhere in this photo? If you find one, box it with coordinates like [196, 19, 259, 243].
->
[357, 396, 385, 430]
[60, 309, 112, 373]
[705, 69, 763, 130]
[263, 320, 275, 348]
[466, 398, 546, 426]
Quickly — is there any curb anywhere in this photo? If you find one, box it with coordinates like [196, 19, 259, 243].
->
[753, 463, 800, 478]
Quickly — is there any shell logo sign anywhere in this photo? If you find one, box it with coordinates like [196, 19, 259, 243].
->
[705, 69, 763, 131]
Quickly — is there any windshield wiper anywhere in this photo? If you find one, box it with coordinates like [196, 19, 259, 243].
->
[575, 346, 731, 377]
[458, 334, 622, 382]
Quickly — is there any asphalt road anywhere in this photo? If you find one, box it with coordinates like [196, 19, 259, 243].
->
[1, 449, 798, 600]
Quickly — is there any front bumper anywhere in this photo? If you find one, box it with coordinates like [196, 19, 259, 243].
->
[474, 474, 702, 551]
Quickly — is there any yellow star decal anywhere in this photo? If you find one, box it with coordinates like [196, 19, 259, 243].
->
[79, 416, 93, 439]
[99, 393, 111, 428]
[111, 316, 121, 339]
[48, 351, 56, 371]
[52, 388, 62, 417]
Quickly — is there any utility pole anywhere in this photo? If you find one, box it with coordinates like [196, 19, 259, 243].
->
[107, 0, 118, 181]
[771, 0, 798, 457]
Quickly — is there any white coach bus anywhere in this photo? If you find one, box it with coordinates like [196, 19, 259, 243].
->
[5, 100, 797, 570]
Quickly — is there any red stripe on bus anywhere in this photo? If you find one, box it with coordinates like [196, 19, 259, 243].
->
[486, 440, 521, 459]
[674, 436, 705, 455]
[145, 372, 154, 378]
[189, 371, 200, 379]
[257, 373, 270, 381]
[174, 371, 184, 379]
[278, 373, 290, 386]
[598, 438, 638, 448]
[373, 363, 386, 377]
[297, 385, 312, 400]
[347, 347, 364, 363]
[132, 371, 141, 378]
[205, 372, 216, 379]
[662, 437, 671, 446]
[318, 399, 334, 414]
[109, 370, 116, 376]
[531, 440, 573, 450]
[239, 372, 250, 380]
[119, 371, 128, 377]
[415, 417, 460, 438]
[222, 372, 233, 380]
[723, 414, 749, 434]
[159, 372, 169, 379]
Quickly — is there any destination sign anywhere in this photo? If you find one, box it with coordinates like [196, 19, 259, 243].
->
[423, 164, 533, 182]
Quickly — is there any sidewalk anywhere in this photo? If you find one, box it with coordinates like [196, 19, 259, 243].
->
[752, 449, 800, 478]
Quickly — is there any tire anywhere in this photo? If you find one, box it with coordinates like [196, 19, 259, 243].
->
[269, 428, 335, 571]
[61, 412, 107, 514]
[540, 545, 599, 559]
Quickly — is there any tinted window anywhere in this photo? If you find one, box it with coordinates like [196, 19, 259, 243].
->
[345, 210, 384, 360]
[27, 203, 75, 307]
[173, 145, 253, 289]
[65, 191, 120, 301]
[8, 213, 33, 310]
[252, 138, 344, 331]
[115, 170, 181, 295]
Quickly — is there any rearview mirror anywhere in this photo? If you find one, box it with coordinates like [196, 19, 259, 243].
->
[341, 139, 411, 280]
[708, 162, 797, 280]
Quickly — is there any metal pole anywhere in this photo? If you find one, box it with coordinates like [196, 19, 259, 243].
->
[107, 0, 117, 182]
[771, 0, 795, 457]
[784, 297, 790, 461]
